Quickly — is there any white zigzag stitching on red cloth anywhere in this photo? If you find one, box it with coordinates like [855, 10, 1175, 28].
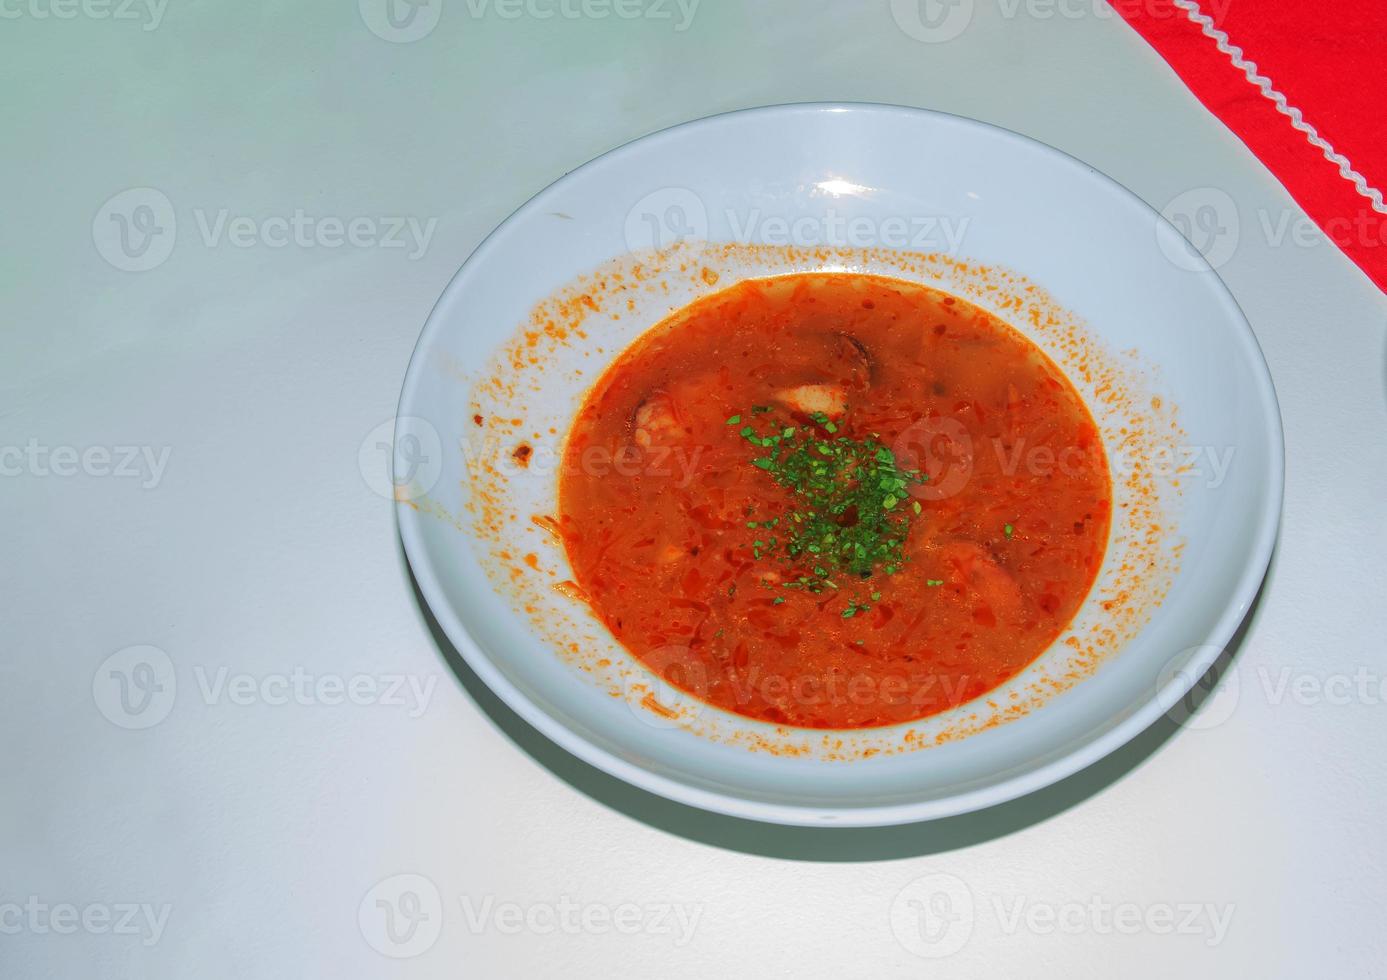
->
[1173, 0, 1387, 214]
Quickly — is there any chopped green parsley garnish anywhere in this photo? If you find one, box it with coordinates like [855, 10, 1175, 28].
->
[1004, 523, 1014, 539]
[731, 408, 926, 595]
[926, 579, 944, 587]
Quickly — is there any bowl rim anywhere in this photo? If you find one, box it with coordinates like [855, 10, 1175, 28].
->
[395, 101, 1285, 827]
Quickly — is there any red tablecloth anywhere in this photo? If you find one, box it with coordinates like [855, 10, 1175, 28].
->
[1114, 0, 1387, 291]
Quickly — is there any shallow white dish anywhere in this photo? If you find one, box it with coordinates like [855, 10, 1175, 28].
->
[396, 103, 1282, 826]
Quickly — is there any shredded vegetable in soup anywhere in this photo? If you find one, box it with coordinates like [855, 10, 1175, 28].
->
[558, 273, 1110, 729]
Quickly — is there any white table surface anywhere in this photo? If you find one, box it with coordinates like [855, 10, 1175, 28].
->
[3, 2, 1384, 977]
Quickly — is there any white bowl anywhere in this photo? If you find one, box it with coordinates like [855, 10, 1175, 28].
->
[396, 103, 1282, 826]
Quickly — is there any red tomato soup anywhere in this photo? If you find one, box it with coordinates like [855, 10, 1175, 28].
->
[558, 273, 1110, 729]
